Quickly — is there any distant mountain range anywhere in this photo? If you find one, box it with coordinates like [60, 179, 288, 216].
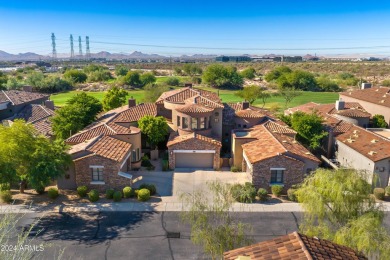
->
[0, 50, 218, 61]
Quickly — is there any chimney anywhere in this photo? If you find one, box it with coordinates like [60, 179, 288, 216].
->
[361, 83, 372, 89]
[242, 101, 250, 110]
[128, 96, 136, 108]
[44, 100, 55, 110]
[23, 86, 33, 92]
[335, 99, 345, 111]
[185, 83, 193, 89]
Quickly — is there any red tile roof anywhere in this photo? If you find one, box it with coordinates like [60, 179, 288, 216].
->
[187, 95, 224, 108]
[113, 103, 157, 123]
[87, 136, 132, 162]
[336, 125, 390, 162]
[176, 103, 214, 114]
[159, 87, 222, 105]
[167, 132, 222, 147]
[263, 120, 296, 135]
[287, 102, 370, 118]
[235, 109, 266, 118]
[32, 118, 54, 138]
[12, 104, 54, 123]
[223, 102, 271, 125]
[340, 87, 390, 108]
[224, 232, 367, 260]
[0, 90, 48, 105]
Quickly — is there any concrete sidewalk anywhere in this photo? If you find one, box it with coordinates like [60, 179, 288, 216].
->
[2, 201, 390, 214]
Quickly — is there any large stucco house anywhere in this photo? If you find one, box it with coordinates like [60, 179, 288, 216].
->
[59, 86, 319, 191]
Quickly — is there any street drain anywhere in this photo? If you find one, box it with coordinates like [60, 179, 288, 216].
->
[166, 232, 181, 238]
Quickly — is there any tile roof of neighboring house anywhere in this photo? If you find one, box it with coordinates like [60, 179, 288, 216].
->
[287, 102, 370, 118]
[167, 132, 222, 147]
[335, 108, 371, 118]
[176, 103, 214, 114]
[0, 90, 48, 105]
[87, 136, 132, 162]
[235, 109, 266, 118]
[31, 118, 54, 138]
[242, 122, 320, 164]
[160, 87, 221, 105]
[113, 103, 157, 123]
[186, 95, 224, 108]
[156, 88, 185, 104]
[223, 102, 271, 125]
[336, 125, 390, 162]
[341, 87, 390, 108]
[263, 120, 297, 135]
[11, 104, 54, 123]
[223, 232, 367, 260]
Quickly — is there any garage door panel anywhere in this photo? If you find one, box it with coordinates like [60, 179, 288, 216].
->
[175, 153, 214, 168]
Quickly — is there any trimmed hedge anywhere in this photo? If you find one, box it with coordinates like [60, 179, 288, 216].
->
[287, 188, 297, 202]
[137, 188, 151, 202]
[374, 188, 385, 200]
[88, 190, 99, 202]
[113, 191, 122, 202]
[271, 185, 283, 197]
[123, 186, 134, 198]
[257, 188, 268, 201]
[77, 186, 88, 198]
[48, 188, 59, 199]
[139, 183, 157, 195]
[105, 189, 115, 199]
[0, 190, 12, 204]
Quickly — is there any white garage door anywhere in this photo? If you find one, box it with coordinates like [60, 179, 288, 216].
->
[175, 152, 214, 168]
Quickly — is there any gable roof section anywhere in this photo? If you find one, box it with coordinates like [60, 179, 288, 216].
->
[32, 118, 54, 138]
[0, 90, 48, 105]
[113, 103, 157, 123]
[167, 132, 222, 147]
[11, 104, 54, 123]
[341, 87, 390, 108]
[235, 109, 266, 118]
[176, 103, 214, 114]
[336, 125, 390, 162]
[86, 136, 132, 162]
[223, 232, 367, 260]
[263, 120, 296, 135]
[186, 95, 224, 108]
[66, 124, 117, 144]
[159, 87, 222, 105]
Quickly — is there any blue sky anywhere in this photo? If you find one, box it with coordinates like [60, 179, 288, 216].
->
[1, 1, 390, 56]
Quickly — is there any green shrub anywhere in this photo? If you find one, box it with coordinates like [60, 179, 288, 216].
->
[162, 160, 169, 171]
[123, 186, 134, 198]
[35, 185, 45, 195]
[230, 166, 242, 172]
[374, 188, 385, 200]
[385, 186, 390, 196]
[113, 191, 122, 202]
[257, 188, 268, 201]
[137, 188, 151, 201]
[139, 183, 157, 195]
[165, 77, 180, 86]
[0, 190, 12, 204]
[134, 189, 139, 196]
[146, 165, 155, 171]
[0, 183, 10, 191]
[271, 185, 283, 197]
[287, 188, 297, 202]
[230, 183, 256, 203]
[88, 190, 99, 202]
[77, 186, 88, 198]
[48, 188, 59, 199]
[105, 188, 115, 199]
[141, 155, 153, 167]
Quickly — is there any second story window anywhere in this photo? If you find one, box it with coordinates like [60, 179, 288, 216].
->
[192, 118, 198, 130]
[182, 117, 188, 128]
[200, 117, 205, 129]
[177, 116, 180, 127]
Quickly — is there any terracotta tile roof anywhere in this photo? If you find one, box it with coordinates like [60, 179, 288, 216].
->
[176, 103, 214, 114]
[167, 132, 222, 147]
[0, 90, 48, 105]
[186, 95, 224, 108]
[336, 125, 390, 162]
[113, 103, 157, 123]
[87, 136, 132, 162]
[235, 109, 266, 118]
[156, 88, 184, 104]
[263, 120, 296, 135]
[341, 87, 390, 108]
[335, 108, 371, 118]
[11, 104, 54, 123]
[224, 232, 367, 260]
[242, 123, 319, 164]
[31, 118, 54, 138]
[223, 102, 271, 125]
[161, 87, 221, 104]
[287, 102, 370, 118]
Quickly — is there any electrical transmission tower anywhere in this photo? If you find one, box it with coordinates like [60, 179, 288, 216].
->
[86, 36, 91, 59]
[78, 36, 83, 57]
[70, 34, 74, 59]
[51, 33, 57, 59]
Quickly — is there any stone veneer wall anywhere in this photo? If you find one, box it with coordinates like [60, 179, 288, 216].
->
[74, 155, 131, 192]
[251, 155, 305, 192]
[168, 139, 221, 170]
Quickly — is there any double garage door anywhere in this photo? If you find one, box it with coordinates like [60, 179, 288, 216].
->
[175, 152, 214, 168]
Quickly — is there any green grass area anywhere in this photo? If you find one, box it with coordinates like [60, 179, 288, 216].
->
[50, 90, 145, 107]
[51, 87, 339, 110]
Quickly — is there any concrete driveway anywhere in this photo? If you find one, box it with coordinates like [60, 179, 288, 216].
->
[131, 169, 251, 201]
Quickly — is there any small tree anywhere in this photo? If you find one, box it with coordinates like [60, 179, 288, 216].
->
[115, 65, 129, 77]
[63, 69, 87, 83]
[202, 64, 243, 89]
[138, 116, 169, 148]
[102, 86, 128, 111]
[277, 87, 302, 108]
[240, 67, 256, 79]
[140, 72, 156, 86]
[258, 91, 271, 108]
[297, 168, 390, 258]
[123, 71, 142, 87]
[372, 114, 388, 128]
[235, 85, 262, 104]
[180, 181, 253, 260]
[143, 84, 169, 103]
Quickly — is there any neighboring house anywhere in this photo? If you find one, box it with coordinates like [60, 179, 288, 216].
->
[0, 87, 49, 120]
[286, 100, 371, 128]
[340, 86, 390, 126]
[335, 125, 390, 187]
[223, 232, 367, 260]
[232, 121, 320, 191]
